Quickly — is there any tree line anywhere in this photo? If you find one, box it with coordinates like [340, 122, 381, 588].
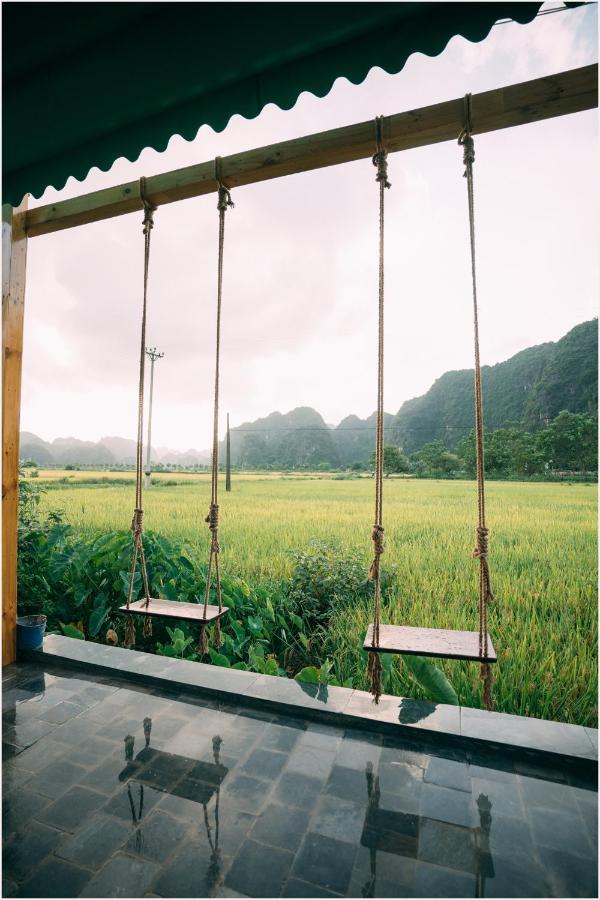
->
[368, 411, 597, 479]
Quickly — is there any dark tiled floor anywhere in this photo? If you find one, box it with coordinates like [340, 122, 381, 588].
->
[2, 662, 597, 898]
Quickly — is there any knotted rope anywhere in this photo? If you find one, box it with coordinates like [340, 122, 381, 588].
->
[459, 95, 494, 711]
[199, 159, 234, 656]
[124, 178, 156, 648]
[367, 116, 391, 704]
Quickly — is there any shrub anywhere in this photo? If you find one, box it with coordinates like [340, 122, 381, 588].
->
[17, 498, 457, 703]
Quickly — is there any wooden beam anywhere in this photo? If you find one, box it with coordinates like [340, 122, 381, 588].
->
[2, 197, 28, 665]
[24, 64, 597, 238]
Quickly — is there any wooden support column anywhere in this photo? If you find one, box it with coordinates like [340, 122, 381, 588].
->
[2, 198, 28, 665]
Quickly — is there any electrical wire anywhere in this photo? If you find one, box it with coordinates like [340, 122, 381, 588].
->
[494, 1, 597, 26]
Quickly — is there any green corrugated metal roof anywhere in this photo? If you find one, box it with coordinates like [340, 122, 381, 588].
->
[2, 2, 542, 207]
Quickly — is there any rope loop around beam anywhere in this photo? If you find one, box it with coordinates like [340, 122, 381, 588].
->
[215, 156, 234, 211]
[139, 176, 156, 232]
[372, 116, 391, 188]
[458, 94, 475, 176]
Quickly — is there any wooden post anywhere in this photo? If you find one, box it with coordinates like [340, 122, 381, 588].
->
[2, 199, 28, 665]
[225, 413, 231, 493]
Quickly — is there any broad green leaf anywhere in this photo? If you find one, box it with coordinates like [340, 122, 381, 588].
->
[403, 656, 459, 706]
[319, 659, 333, 678]
[264, 599, 275, 622]
[298, 633, 310, 651]
[260, 657, 279, 676]
[75, 587, 91, 607]
[232, 662, 249, 671]
[208, 649, 231, 667]
[248, 644, 265, 669]
[88, 606, 109, 637]
[230, 619, 246, 641]
[162, 580, 179, 601]
[59, 622, 85, 640]
[247, 615, 263, 637]
[93, 592, 107, 609]
[239, 580, 251, 598]
[295, 666, 320, 684]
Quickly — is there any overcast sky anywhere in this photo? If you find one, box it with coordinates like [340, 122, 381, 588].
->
[21, 3, 598, 452]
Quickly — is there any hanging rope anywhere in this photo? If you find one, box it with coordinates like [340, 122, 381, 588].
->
[124, 178, 156, 648]
[459, 95, 494, 711]
[199, 158, 234, 656]
[367, 117, 391, 703]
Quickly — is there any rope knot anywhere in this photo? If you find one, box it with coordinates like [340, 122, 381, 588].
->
[142, 205, 155, 234]
[372, 150, 391, 189]
[458, 132, 475, 177]
[473, 526, 494, 605]
[368, 651, 383, 704]
[458, 93, 474, 177]
[472, 525, 489, 559]
[372, 523, 385, 555]
[480, 661, 494, 711]
[206, 503, 221, 553]
[140, 177, 156, 233]
[372, 115, 391, 188]
[131, 507, 144, 536]
[205, 503, 219, 532]
[215, 157, 234, 211]
[217, 185, 234, 212]
[368, 524, 385, 581]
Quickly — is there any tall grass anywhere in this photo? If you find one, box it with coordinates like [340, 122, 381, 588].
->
[37, 473, 597, 726]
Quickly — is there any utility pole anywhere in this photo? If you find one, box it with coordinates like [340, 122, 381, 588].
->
[225, 413, 232, 492]
[145, 347, 164, 489]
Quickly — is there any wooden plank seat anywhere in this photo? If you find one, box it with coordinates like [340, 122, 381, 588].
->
[119, 597, 228, 625]
[361, 807, 494, 878]
[360, 767, 494, 881]
[363, 623, 497, 663]
[119, 747, 228, 803]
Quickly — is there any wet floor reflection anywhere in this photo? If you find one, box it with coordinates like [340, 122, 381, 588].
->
[2, 663, 597, 898]
[118, 719, 228, 893]
[360, 761, 494, 897]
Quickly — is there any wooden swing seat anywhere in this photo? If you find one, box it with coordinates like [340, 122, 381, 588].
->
[363, 623, 496, 663]
[119, 598, 228, 625]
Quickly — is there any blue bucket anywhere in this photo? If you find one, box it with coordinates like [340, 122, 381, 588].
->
[17, 614, 47, 651]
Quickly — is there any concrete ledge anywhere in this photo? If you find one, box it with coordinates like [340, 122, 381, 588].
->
[26, 635, 597, 768]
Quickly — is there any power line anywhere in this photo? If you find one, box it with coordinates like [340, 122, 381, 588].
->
[494, 1, 597, 26]
[229, 423, 547, 434]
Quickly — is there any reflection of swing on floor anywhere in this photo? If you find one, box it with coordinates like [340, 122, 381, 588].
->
[118, 718, 228, 891]
[361, 762, 494, 898]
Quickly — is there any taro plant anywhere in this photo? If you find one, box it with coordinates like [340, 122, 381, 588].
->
[295, 658, 353, 688]
[157, 626, 196, 659]
[17, 496, 456, 703]
[17, 476, 72, 622]
[357, 642, 459, 706]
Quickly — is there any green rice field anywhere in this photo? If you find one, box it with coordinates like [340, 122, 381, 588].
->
[35, 470, 597, 726]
